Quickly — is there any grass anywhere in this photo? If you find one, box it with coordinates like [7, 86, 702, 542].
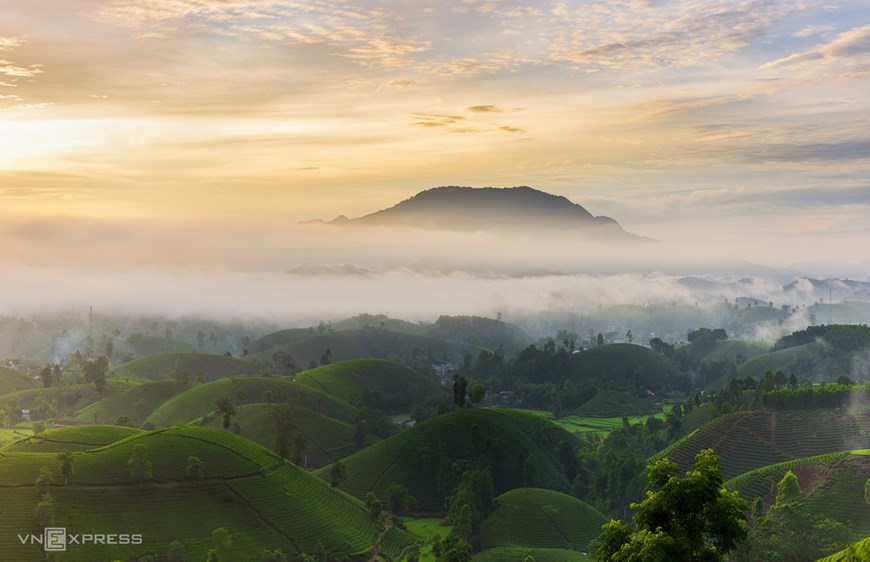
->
[197, 403, 378, 468]
[0, 424, 417, 561]
[1, 424, 141, 453]
[314, 408, 580, 514]
[650, 408, 870, 481]
[110, 352, 260, 382]
[481, 488, 607, 552]
[295, 359, 445, 413]
[473, 547, 594, 561]
[146, 376, 357, 427]
[72, 380, 183, 425]
[514, 408, 666, 435]
[567, 344, 680, 391]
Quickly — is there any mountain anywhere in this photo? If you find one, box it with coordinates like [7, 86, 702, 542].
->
[325, 186, 647, 241]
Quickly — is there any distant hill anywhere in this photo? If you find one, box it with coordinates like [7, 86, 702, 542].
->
[116, 333, 195, 358]
[567, 343, 682, 392]
[110, 352, 260, 382]
[332, 314, 425, 335]
[315, 408, 581, 514]
[423, 315, 531, 354]
[0, 366, 38, 395]
[295, 359, 444, 414]
[247, 327, 475, 367]
[247, 328, 317, 355]
[322, 186, 646, 241]
[573, 390, 660, 417]
[480, 488, 608, 552]
[73, 380, 183, 426]
[651, 409, 870, 481]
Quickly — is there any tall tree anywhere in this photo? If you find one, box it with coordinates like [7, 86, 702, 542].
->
[57, 450, 74, 485]
[128, 444, 153, 487]
[596, 449, 747, 562]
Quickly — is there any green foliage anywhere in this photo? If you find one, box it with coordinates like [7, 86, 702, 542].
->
[186, 456, 204, 483]
[35, 491, 55, 528]
[36, 465, 53, 494]
[166, 539, 185, 562]
[57, 449, 74, 484]
[330, 459, 346, 487]
[596, 449, 747, 562]
[128, 444, 153, 486]
[775, 470, 801, 504]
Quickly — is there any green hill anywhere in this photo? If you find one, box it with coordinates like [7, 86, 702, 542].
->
[315, 408, 581, 514]
[198, 403, 378, 468]
[700, 339, 769, 365]
[1, 424, 141, 453]
[0, 367, 39, 395]
[423, 315, 530, 353]
[651, 409, 870, 481]
[0, 425, 416, 561]
[737, 342, 823, 380]
[567, 344, 681, 391]
[726, 450, 870, 537]
[110, 352, 260, 382]
[572, 390, 660, 417]
[72, 380, 183, 425]
[0, 381, 134, 420]
[117, 333, 195, 358]
[146, 376, 357, 427]
[296, 359, 445, 413]
[481, 488, 607, 552]
[247, 328, 317, 355]
[248, 327, 473, 366]
[474, 546, 594, 561]
[333, 314, 425, 335]
[816, 535, 870, 562]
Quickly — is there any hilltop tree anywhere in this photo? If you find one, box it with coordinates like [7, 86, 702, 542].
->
[216, 397, 236, 431]
[595, 449, 747, 562]
[319, 348, 332, 366]
[128, 444, 153, 487]
[469, 383, 486, 405]
[273, 407, 293, 459]
[186, 456, 204, 483]
[329, 459, 346, 488]
[35, 465, 53, 495]
[57, 450, 74, 485]
[83, 355, 109, 392]
[452, 375, 468, 408]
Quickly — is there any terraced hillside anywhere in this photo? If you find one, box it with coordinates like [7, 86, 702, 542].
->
[1, 425, 141, 453]
[247, 327, 317, 355]
[0, 381, 134, 419]
[0, 366, 39, 395]
[698, 339, 769, 366]
[296, 359, 445, 413]
[110, 352, 260, 382]
[652, 409, 870, 481]
[248, 327, 473, 366]
[573, 390, 660, 417]
[817, 536, 870, 562]
[0, 426, 416, 561]
[480, 488, 607, 552]
[567, 344, 680, 391]
[736, 342, 822, 379]
[198, 403, 378, 468]
[315, 408, 580, 514]
[726, 450, 870, 536]
[146, 377, 357, 426]
[72, 380, 182, 425]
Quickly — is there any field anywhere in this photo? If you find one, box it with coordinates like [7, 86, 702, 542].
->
[110, 352, 261, 382]
[146, 376, 357, 427]
[0, 425, 416, 561]
[1, 424, 141, 453]
[516, 408, 666, 434]
[650, 409, 870, 481]
[315, 408, 580, 513]
[295, 359, 445, 413]
[572, 390, 661, 417]
[480, 488, 607, 552]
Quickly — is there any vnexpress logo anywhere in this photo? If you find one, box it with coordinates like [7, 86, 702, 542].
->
[44, 527, 67, 551]
[18, 528, 143, 551]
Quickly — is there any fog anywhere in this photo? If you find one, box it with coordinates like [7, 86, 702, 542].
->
[0, 215, 867, 326]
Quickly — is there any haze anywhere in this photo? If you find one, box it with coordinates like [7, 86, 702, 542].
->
[2, 0, 870, 317]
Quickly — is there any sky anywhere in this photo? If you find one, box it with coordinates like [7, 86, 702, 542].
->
[2, 0, 870, 311]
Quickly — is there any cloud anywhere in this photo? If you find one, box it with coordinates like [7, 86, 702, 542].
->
[498, 125, 526, 133]
[407, 113, 466, 128]
[761, 24, 870, 72]
[467, 105, 503, 113]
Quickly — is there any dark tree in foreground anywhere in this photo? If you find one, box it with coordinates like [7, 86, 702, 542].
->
[596, 448, 747, 562]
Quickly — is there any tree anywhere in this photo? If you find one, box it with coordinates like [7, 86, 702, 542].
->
[35, 491, 55, 528]
[273, 407, 293, 459]
[595, 448, 747, 562]
[775, 470, 801, 504]
[329, 459, 346, 488]
[167, 539, 185, 562]
[186, 456, 204, 483]
[35, 465, 53, 495]
[353, 418, 368, 451]
[469, 383, 485, 405]
[212, 527, 232, 561]
[128, 444, 153, 487]
[319, 348, 332, 366]
[216, 397, 236, 431]
[452, 375, 468, 408]
[57, 450, 74, 485]
[597, 332, 605, 347]
[291, 431, 306, 466]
